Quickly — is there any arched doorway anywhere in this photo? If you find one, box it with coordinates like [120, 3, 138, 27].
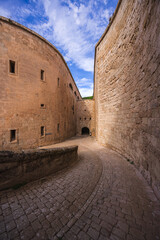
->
[82, 127, 90, 135]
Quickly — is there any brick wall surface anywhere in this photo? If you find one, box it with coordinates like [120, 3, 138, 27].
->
[0, 17, 81, 151]
[94, 0, 160, 198]
[77, 100, 95, 136]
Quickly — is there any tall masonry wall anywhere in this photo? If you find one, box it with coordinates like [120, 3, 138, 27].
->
[77, 100, 95, 136]
[0, 17, 81, 151]
[94, 0, 160, 198]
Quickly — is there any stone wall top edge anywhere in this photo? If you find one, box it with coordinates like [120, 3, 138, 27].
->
[0, 145, 78, 158]
[95, 0, 123, 48]
[0, 16, 82, 99]
[93, 0, 122, 98]
[78, 99, 94, 102]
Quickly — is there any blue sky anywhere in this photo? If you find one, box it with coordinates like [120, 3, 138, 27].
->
[0, 0, 118, 97]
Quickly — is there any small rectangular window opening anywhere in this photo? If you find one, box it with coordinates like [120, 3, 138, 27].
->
[41, 126, 45, 136]
[57, 123, 60, 133]
[58, 78, 60, 87]
[9, 60, 15, 73]
[69, 83, 73, 91]
[41, 104, 45, 108]
[41, 70, 44, 80]
[10, 129, 16, 142]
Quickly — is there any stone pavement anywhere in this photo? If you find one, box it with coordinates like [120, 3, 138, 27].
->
[0, 137, 160, 240]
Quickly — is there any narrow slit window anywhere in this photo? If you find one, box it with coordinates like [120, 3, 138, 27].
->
[58, 78, 60, 87]
[41, 70, 44, 80]
[69, 83, 73, 91]
[41, 126, 45, 136]
[57, 123, 60, 133]
[9, 60, 15, 73]
[10, 129, 16, 142]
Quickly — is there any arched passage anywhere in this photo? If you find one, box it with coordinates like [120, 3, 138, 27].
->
[82, 127, 90, 135]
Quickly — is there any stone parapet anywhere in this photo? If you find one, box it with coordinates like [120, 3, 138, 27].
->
[0, 145, 78, 190]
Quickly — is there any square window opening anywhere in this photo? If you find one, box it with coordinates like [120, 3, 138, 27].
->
[41, 104, 45, 108]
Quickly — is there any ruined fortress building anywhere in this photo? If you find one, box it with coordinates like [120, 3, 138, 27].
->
[0, 0, 160, 197]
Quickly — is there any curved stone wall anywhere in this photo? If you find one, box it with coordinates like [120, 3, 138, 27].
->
[0, 17, 81, 151]
[0, 145, 78, 191]
[94, 0, 160, 197]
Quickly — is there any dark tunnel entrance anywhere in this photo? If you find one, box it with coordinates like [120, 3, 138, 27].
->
[81, 127, 90, 135]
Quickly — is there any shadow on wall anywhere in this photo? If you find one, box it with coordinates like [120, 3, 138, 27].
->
[95, 0, 160, 199]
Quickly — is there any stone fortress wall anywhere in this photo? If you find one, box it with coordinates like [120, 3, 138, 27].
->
[76, 100, 95, 136]
[0, 17, 81, 151]
[94, 0, 160, 198]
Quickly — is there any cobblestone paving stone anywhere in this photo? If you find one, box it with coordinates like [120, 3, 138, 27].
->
[0, 137, 160, 240]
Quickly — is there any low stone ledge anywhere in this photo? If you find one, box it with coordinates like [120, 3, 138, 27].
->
[0, 146, 78, 191]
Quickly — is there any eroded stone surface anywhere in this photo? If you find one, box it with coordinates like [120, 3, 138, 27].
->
[0, 137, 160, 240]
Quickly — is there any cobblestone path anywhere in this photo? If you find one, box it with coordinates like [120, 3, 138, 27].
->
[0, 137, 160, 240]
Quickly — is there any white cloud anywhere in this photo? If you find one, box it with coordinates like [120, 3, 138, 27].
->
[39, 0, 113, 72]
[79, 87, 93, 97]
[0, 0, 115, 95]
[76, 78, 93, 97]
[0, 7, 11, 18]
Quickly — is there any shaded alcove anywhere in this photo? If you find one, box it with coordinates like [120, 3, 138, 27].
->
[82, 127, 90, 135]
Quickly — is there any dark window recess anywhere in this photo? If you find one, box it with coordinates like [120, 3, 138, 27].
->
[90, 117, 91, 120]
[10, 129, 16, 142]
[9, 60, 15, 73]
[84, 109, 86, 111]
[80, 117, 81, 120]
[57, 123, 60, 132]
[72, 105, 74, 111]
[41, 70, 44, 80]
[41, 126, 45, 136]
[77, 96, 79, 100]
[41, 104, 45, 108]
[84, 117, 86, 120]
[69, 83, 73, 91]
[58, 78, 60, 87]
[74, 91, 77, 96]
